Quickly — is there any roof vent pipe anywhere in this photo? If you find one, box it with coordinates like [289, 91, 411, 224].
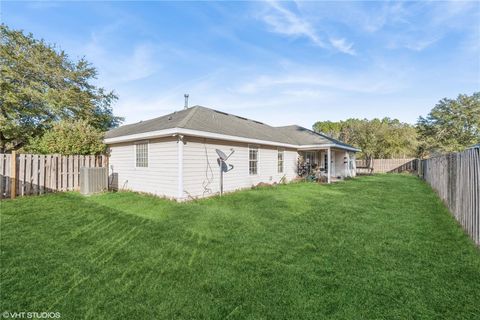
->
[184, 94, 189, 109]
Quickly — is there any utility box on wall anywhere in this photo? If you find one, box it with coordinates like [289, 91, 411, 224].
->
[80, 167, 108, 195]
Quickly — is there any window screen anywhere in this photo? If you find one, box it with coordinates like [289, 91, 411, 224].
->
[278, 149, 284, 173]
[135, 142, 148, 167]
[249, 145, 258, 175]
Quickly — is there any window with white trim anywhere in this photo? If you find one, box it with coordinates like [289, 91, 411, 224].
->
[249, 145, 258, 175]
[278, 148, 284, 173]
[135, 142, 148, 167]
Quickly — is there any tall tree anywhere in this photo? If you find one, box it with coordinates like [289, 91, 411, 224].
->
[312, 120, 343, 140]
[313, 118, 418, 160]
[417, 92, 480, 156]
[0, 25, 123, 153]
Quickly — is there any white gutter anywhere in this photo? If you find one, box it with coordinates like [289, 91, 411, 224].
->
[104, 127, 360, 152]
[104, 128, 178, 144]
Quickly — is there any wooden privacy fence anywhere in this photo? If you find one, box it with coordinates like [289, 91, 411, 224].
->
[419, 148, 480, 246]
[356, 158, 417, 174]
[0, 152, 107, 199]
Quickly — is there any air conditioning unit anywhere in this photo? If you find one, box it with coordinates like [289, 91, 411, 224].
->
[80, 167, 108, 195]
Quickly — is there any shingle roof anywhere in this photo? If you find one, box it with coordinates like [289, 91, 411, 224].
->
[105, 105, 358, 150]
[104, 107, 195, 139]
[275, 125, 358, 149]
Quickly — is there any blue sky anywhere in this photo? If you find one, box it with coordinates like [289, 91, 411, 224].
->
[2, 1, 479, 128]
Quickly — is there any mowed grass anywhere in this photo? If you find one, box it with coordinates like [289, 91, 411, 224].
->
[1, 175, 479, 319]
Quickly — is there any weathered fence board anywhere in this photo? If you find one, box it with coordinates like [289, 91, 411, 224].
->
[0, 154, 5, 200]
[3, 154, 11, 198]
[18, 154, 25, 196]
[39, 155, 45, 195]
[420, 148, 480, 246]
[0, 153, 107, 199]
[61, 156, 67, 192]
[356, 158, 416, 174]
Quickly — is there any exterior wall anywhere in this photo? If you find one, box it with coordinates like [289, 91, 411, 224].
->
[349, 152, 357, 177]
[182, 136, 298, 199]
[334, 149, 347, 177]
[107, 135, 357, 200]
[108, 137, 178, 198]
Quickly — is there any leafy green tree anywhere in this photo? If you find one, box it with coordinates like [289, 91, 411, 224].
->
[312, 121, 343, 140]
[417, 92, 480, 156]
[313, 118, 418, 160]
[25, 120, 106, 155]
[0, 24, 123, 153]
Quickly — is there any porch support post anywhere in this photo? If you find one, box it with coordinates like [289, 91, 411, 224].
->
[327, 147, 331, 184]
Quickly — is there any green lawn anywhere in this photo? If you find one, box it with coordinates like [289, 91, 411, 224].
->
[1, 175, 479, 319]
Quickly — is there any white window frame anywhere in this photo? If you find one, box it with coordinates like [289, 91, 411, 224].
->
[249, 144, 258, 175]
[134, 141, 149, 168]
[278, 148, 284, 173]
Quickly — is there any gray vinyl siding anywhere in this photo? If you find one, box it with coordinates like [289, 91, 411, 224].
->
[181, 137, 298, 199]
[107, 136, 354, 200]
[108, 137, 178, 198]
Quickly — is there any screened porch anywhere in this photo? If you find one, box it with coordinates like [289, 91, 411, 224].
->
[297, 148, 356, 183]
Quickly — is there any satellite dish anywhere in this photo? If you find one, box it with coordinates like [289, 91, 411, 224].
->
[216, 149, 227, 161]
[217, 159, 234, 173]
[215, 148, 235, 195]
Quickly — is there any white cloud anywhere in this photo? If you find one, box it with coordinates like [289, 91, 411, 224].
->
[86, 43, 160, 86]
[77, 21, 163, 87]
[403, 37, 440, 51]
[383, 1, 478, 52]
[26, 2, 61, 10]
[258, 1, 358, 55]
[234, 67, 405, 96]
[121, 43, 159, 82]
[329, 38, 356, 55]
[262, 0, 325, 47]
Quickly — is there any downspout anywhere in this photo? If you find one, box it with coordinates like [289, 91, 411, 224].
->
[177, 135, 184, 200]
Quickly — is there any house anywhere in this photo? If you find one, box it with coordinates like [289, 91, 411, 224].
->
[104, 106, 360, 200]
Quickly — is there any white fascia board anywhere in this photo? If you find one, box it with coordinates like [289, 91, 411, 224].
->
[104, 128, 178, 144]
[104, 127, 360, 152]
[298, 144, 361, 152]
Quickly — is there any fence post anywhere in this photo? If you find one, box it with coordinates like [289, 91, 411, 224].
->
[10, 150, 16, 199]
[103, 155, 109, 190]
